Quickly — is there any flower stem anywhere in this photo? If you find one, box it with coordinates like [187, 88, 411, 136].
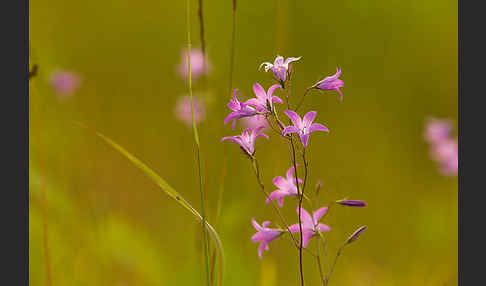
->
[185, 0, 210, 285]
[326, 243, 346, 285]
[198, 0, 206, 57]
[228, 0, 237, 95]
[289, 137, 305, 286]
[315, 236, 326, 286]
[250, 158, 299, 248]
[295, 87, 313, 112]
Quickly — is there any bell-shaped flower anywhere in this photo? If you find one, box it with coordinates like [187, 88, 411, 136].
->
[224, 89, 258, 129]
[282, 110, 329, 147]
[245, 83, 283, 114]
[221, 126, 268, 157]
[288, 206, 331, 248]
[251, 218, 284, 259]
[266, 166, 303, 207]
[315, 68, 344, 101]
[260, 55, 302, 83]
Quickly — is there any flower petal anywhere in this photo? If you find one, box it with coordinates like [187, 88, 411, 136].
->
[259, 62, 273, 72]
[253, 83, 266, 100]
[303, 111, 317, 127]
[284, 110, 302, 129]
[221, 136, 236, 143]
[258, 242, 267, 259]
[272, 96, 284, 104]
[265, 190, 288, 207]
[267, 84, 282, 98]
[309, 123, 329, 133]
[300, 133, 310, 148]
[302, 231, 314, 248]
[317, 223, 331, 233]
[312, 207, 328, 223]
[286, 166, 297, 180]
[272, 176, 286, 189]
[296, 206, 313, 227]
[262, 221, 271, 228]
[288, 223, 301, 233]
[274, 56, 284, 66]
[282, 126, 299, 137]
[252, 218, 261, 231]
[284, 56, 302, 66]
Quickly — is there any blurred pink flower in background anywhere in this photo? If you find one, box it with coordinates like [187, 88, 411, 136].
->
[241, 114, 269, 130]
[49, 69, 82, 99]
[177, 48, 210, 81]
[424, 117, 458, 176]
[174, 95, 206, 127]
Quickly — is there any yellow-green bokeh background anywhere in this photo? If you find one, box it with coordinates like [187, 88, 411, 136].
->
[29, 0, 457, 285]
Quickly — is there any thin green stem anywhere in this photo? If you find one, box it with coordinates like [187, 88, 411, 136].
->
[250, 158, 299, 247]
[315, 236, 326, 286]
[228, 0, 237, 95]
[289, 137, 304, 286]
[326, 244, 346, 285]
[185, 0, 210, 285]
[295, 87, 313, 112]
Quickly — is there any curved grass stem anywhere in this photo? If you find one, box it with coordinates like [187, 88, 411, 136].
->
[185, 0, 210, 284]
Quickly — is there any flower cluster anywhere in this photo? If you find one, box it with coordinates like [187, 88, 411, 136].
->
[174, 47, 210, 127]
[424, 117, 458, 176]
[221, 55, 366, 285]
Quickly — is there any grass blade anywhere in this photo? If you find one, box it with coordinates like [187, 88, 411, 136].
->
[89, 129, 224, 283]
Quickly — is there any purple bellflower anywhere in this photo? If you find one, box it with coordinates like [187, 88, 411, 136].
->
[315, 68, 344, 101]
[245, 83, 283, 114]
[222, 126, 269, 157]
[282, 110, 329, 147]
[260, 55, 302, 83]
[336, 200, 367, 207]
[347, 226, 367, 244]
[224, 89, 258, 129]
[289, 206, 331, 248]
[266, 166, 303, 207]
[251, 218, 284, 259]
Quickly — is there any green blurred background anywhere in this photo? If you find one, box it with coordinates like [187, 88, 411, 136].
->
[29, 0, 457, 285]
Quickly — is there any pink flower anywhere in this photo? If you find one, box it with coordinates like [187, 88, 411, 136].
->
[315, 68, 344, 101]
[282, 110, 329, 147]
[174, 95, 206, 127]
[177, 48, 210, 81]
[224, 89, 257, 129]
[431, 138, 458, 176]
[260, 55, 302, 83]
[241, 114, 269, 130]
[266, 166, 302, 207]
[424, 118, 458, 176]
[424, 117, 453, 144]
[49, 70, 82, 98]
[251, 218, 283, 259]
[245, 83, 283, 114]
[289, 206, 331, 248]
[221, 126, 268, 157]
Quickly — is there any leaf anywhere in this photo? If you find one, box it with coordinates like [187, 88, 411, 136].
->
[90, 128, 225, 285]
